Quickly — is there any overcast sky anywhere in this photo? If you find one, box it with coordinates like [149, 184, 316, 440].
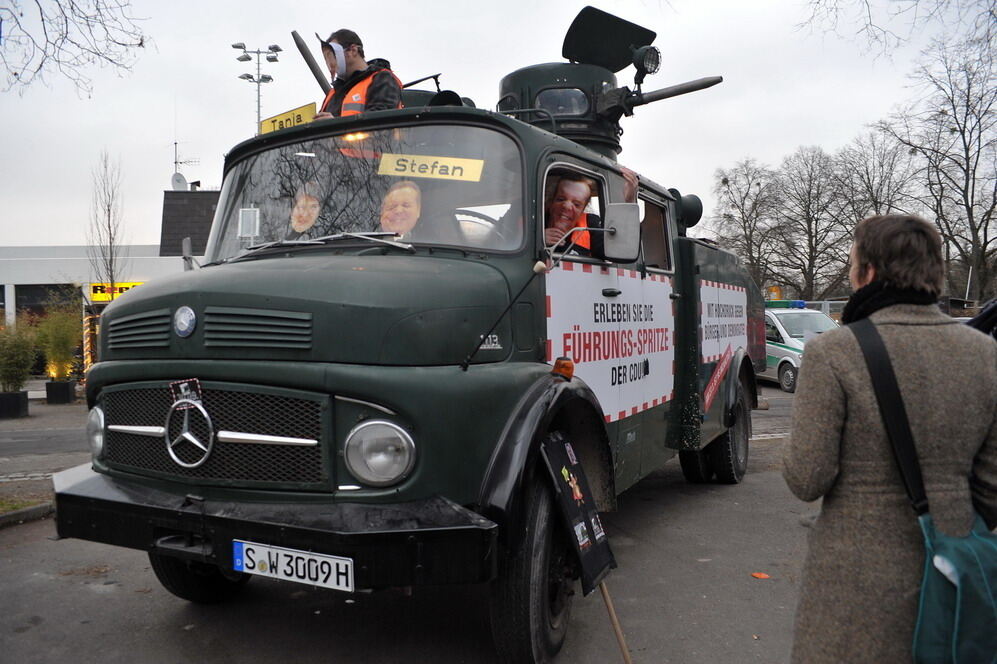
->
[0, 0, 931, 247]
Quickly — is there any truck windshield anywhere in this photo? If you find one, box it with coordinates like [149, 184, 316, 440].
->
[206, 125, 523, 262]
[777, 312, 838, 338]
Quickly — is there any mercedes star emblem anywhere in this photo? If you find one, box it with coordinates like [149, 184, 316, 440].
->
[164, 398, 214, 468]
[174, 306, 197, 338]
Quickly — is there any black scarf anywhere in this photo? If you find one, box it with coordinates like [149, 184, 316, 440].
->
[840, 280, 937, 324]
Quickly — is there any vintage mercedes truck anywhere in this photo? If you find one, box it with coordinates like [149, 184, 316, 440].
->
[54, 8, 765, 663]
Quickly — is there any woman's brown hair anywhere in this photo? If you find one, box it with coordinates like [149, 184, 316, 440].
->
[852, 215, 944, 296]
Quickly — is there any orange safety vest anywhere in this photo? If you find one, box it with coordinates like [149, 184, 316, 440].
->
[571, 212, 591, 249]
[321, 69, 404, 117]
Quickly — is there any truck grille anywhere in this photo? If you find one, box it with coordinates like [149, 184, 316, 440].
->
[107, 309, 171, 349]
[204, 307, 312, 349]
[102, 383, 328, 486]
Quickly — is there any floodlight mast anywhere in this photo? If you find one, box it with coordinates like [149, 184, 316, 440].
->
[234, 43, 282, 134]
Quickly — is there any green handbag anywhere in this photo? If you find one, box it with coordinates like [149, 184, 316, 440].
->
[852, 318, 997, 664]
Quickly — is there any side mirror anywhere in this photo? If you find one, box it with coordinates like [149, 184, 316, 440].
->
[601, 202, 640, 263]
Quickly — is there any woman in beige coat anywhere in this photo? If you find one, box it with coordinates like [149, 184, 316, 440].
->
[783, 215, 997, 663]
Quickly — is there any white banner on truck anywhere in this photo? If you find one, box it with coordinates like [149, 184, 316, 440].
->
[546, 262, 675, 423]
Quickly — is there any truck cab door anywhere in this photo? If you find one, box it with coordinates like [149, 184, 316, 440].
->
[543, 162, 643, 489]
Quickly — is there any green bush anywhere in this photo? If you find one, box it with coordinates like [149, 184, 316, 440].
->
[0, 326, 35, 392]
[35, 309, 83, 381]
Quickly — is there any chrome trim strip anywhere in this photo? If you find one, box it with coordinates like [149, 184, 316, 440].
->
[334, 395, 396, 415]
[337, 485, 362, 491]
[108, 425, 166, 437]
[217, 431, 318, 446]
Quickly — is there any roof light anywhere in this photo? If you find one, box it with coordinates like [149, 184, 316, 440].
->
[551, 357, 574, 381]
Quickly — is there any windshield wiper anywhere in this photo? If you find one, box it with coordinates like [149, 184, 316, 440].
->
[311, 232, 416, 253]
[229, 239, 324, 263]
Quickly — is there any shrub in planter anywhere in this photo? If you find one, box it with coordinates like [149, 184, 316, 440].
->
[35, 309, 83, 404]
[36, 309, 83, 381]
[0, 326, 35, 418]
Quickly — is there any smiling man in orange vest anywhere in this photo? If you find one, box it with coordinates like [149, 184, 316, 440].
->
[313, 29, 403, 119]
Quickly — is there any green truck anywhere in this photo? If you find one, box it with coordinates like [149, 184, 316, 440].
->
[54, 8, 765, 663]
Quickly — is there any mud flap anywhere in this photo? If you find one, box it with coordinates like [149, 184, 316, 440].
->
[540, 433, 616, 597]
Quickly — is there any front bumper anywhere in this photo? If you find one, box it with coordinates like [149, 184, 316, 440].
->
[54, 464, 497, 589]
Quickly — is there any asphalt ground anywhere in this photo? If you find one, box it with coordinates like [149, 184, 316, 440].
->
[0, 436, 812, 663]
[0, 382, 808, 662]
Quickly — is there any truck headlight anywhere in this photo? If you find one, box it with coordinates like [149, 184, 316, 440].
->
[344, 420, 415, 487]
[86, 406, 105, 458]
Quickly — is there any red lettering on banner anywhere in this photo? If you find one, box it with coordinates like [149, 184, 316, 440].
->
[703, 345, 733, 412]
[546, 295, 551, 318]
[604, 414, 612, 423]
[563, 262, 574, 271]
[582, 263, 593, 273]
[545, 339, 552, 362]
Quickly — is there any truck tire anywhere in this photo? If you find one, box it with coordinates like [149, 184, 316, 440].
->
[490, 445, 575, 664]
[779, 364, 798, 393]
[148, 552, 250, 604]
[679, 449, 714, 483]
[710, 380, 750, 484]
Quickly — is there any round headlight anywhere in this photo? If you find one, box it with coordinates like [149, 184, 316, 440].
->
[86, 406, 105, 458]
[344, 420, 415, 487]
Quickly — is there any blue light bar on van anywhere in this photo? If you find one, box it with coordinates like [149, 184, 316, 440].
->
[765, 300, 806, 309]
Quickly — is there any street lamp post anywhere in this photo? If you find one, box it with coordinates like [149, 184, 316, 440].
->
[232, 42, 282, 134]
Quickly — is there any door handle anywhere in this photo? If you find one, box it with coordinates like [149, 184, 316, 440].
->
[602, 288, 621, 297]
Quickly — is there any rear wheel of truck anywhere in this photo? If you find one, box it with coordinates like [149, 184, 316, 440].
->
[490, 438, 576, 664]
[679, 449, 714, 483]
[711, 380, 750, 484]
[148, 552, 250, 604]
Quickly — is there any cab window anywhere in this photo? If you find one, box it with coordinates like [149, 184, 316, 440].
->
[640, 198, 672, 271]
[543, 167, 604, 257]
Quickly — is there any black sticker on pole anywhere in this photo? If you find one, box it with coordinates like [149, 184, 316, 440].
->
[541, 435, 616, 596]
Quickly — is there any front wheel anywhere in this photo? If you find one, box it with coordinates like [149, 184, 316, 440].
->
[710, 380, 751, 484]
[490, 438, 576, 663]
[148, 552, 250, 604]
[779, 363, 798, 393]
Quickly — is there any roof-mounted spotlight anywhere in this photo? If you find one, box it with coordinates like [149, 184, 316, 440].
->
[632, 45, 661, 87]
[231, 42, 246, 50]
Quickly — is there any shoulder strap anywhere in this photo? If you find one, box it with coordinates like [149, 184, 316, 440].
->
[850, 318, 930, 515]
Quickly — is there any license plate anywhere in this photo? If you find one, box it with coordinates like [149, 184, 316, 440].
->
[232, 539, 354, 592]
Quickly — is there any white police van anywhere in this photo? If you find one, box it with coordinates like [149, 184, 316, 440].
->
[759, 301, 838, 392]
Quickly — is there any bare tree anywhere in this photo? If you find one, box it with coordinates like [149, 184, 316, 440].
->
[710, 159, 783, 288]
[88, 150, 126, 302]
[770, 147, 853, 299]
[835, 130, 918, 220]
[801, 0, 995, 52]
[878, 37, 997, 299]
[1, 0, 147, 95]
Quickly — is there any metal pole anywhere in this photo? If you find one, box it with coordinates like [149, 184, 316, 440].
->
[965, 265, 973, 301]
[256, 52, 262, 132]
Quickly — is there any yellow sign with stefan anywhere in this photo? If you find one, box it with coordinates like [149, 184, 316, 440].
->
[90, 282, 142, 302]
[378, 154, 484, 182]
[260, 103, 316, 135]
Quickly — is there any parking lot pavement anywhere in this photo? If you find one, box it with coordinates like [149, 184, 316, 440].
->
[0, 400, 88, 517]
[0, 437, 813, 664]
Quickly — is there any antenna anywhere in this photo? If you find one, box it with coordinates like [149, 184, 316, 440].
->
[173, 141, 199, 172]
[171, 141, 200, 191]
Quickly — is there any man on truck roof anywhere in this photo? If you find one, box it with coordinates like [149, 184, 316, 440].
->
[313, 28, 403, 119]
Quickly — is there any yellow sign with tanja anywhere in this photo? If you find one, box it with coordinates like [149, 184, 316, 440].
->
[260, 103, 317, 135]
[378, 154, 484, 182]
